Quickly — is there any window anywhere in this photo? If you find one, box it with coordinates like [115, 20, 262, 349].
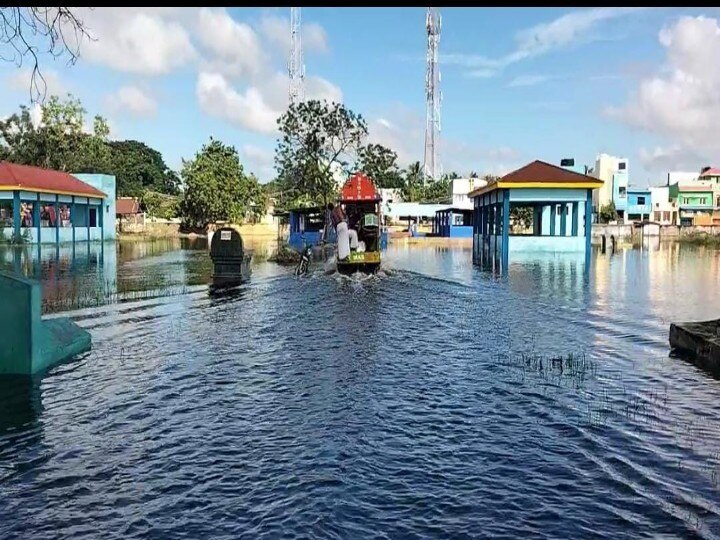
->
[619, 187, 626, 198]
[700, 197, 707, 205]
[0, 201, 13, 227]
[556, 205, 563, 215]
[682, 197, 690, 205]
[89, 207, 97, 227]
[59, 204, 71, 227]
[637, 196, 646, 205]
[20, 202, 33, 227]
[619, 162, 626, 170]
[40, 204, 57, 228]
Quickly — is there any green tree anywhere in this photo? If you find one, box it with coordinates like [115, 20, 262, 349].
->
[0, 94, 179, 197]
[421, 177, 451, 203]
[356, 143, 403, 189]
[599, 202, 617, 224]
[401, 161, 424, 202]
[104, 140, 180, 197]
[180, 138, 258, 229]
[510, 206, 534, 232]
[141, 190, 180, 220]
[275, 100, 367, 206]
[0, 93, 116, 174]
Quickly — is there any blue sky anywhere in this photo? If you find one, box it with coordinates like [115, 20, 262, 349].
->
[1, 7, 719, 186]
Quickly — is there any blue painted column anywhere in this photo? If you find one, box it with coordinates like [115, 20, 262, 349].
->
[571, 202, 579, 236]
[55, 194, 60, 244]
[585, 189, 592, 252]
[502, 190, 510, 273]
[71, 196, 76, 243]
[34, 193, 40, 244]
[549, 204, 556, 236]
[584, 190, 593, 273]
[533, 205, 542, 236]
[13, 190, 20, 237]
[560, 203, 567, 236]
[86, 204, 90, 242]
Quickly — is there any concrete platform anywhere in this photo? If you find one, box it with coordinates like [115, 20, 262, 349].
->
[0, 271, 91, 376]
[669, 319, 720, 374]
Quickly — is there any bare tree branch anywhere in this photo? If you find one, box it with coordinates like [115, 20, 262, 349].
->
[0, 7, 94, 104]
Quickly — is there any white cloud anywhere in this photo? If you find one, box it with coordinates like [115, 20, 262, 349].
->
[80, 10, 196, 74]
[8, 69, 65, 97]
[196, 72, 281, 135]
[507, 74, 551, 88]
[241, 144, 275, 181]
[609, 16, 720, 164]
[105, 86, 157, 118]
[196, 8, 265, 79]
[242, 144, 274, 165]
[638, 145, 707, 173]
[29, 103, 43, 128]
[367, 104, 521, 176]
[196, 70, 342, 136]
[305, 76, 343, 103]
[443, 8, 643, 76]
[260, 15, 329, 54]
[465, 69, 497, 79]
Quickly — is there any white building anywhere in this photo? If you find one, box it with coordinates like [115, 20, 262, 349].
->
[379, 188, 403, 204]
[667, 171, 699, 185]
[648, 186, 678, 225]
[450, 178, 487, 209]
[592, 153, 629, 214]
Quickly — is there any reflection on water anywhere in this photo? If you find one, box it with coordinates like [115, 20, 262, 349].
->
[1, 238, 720, 538]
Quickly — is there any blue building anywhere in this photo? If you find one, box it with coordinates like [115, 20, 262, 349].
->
[626, 188, 652, 222]
[287, 207, 330, 251]
[469, 160, 603, 273]
[0, 162, 116, 244]
[433, 207, 473, 237]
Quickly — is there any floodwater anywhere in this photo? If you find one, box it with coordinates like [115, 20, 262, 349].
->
[1, 238, 720, 539]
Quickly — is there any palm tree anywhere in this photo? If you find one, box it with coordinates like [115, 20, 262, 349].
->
[402, 161, 424, 201]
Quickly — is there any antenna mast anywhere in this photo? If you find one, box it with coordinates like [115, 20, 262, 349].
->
[423, 7, 442, 180]
[289, 7, 305, 105]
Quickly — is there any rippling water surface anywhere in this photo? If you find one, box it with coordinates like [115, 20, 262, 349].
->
[2, 239, 720, 539]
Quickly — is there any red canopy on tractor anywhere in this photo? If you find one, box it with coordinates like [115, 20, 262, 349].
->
[340, 171, 380, 202]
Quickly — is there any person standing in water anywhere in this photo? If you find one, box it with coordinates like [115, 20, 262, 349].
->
[328, 202, 358, 261]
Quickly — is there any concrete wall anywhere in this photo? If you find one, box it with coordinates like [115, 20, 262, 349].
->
[509, 235, 585, 252]
[73, 173, 117, 240]
[0, 272, 39, 374]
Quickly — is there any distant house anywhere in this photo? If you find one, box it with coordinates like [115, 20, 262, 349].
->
[626, 188, 652, 222]
[115, 197, 143, 231]
[116, 197, 141, 218]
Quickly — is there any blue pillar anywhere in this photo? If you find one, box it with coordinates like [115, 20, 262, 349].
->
[34, 192, 40, 244]
[571, 201, 579, 236]
[549, 204, 556, 236]
[13, 190, 20, 237]
[560, 203, 567, 236]
[585, 190, 592, 252]
[55, 194, 59, 244]
[533, 205, 541, 236]
[502, 190, 510, 273]
[71, 196, 76, 243]
[86, 203, 90, 242]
